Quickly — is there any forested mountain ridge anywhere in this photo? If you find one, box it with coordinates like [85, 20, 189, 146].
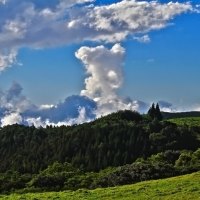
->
[0, 110, 199, 174]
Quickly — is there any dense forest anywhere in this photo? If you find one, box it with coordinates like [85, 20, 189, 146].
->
[0, 105, 200, 193]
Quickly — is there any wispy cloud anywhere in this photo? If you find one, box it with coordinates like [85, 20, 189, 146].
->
[133, 35, 151, 43]
[0, 49, 18, 71]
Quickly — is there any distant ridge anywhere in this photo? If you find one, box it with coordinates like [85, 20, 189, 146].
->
[162, 111, 200, 119]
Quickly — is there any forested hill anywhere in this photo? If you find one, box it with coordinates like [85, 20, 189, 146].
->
[0, 110, 200, 174]
[162, 111, 200, 119]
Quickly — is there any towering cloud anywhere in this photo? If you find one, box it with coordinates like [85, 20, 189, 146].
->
[76, 44, 148, 115]
[76, 44, 124, 102]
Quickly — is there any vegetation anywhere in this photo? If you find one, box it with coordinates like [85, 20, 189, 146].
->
[0, 107, 200, 194]
[148, 103, 163, 121]
[168, 117, 200, 127]
[162, 111, 200, 119]
[0, 171, 200, 200]
[0, 110, 199, 175]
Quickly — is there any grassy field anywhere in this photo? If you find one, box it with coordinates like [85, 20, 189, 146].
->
[0, 172, 200, 200]
[168, 117, 200, 127]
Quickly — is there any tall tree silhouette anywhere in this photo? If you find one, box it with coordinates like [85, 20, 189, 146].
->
[148, 103, 156, 120]
[148, 103, 163, 121]
[155, 103, 163, 121]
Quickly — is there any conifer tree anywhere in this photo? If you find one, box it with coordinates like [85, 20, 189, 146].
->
[155, 103, 163, 121]
[147, 103, 163, 121]
[148, 103, 156, 119]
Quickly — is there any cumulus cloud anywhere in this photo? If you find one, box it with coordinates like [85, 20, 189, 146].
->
[0, 82, 34, 114]
[76, 44, 125, 101]
[78, 0, 194, 43]
[0, 81, 148, 127]
[76, 43, 149, 115]
[34, 95, 97, 122]
[0, 0, 196, 70]
[1, 112, 22, 127]
[26, 107, 91, 128]
[2, 82, 200, 127]
[0, 83, 97, 127]
[24, 95, 96, 127]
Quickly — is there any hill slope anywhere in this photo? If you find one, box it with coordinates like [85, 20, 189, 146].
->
[168, 117, 200, 127]
[1, 172, 200, 200]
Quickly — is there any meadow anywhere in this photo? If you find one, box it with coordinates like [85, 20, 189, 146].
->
[1, 171, 199, 200]
[168, 117, 200, 127]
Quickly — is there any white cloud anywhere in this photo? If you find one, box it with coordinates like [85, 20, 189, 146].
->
[0, 0, 6, 5]
[0, 82, 35, 113]
[0, 83, 97, 127]
[26, 117, 46, 128]
[1, 112, 22, 127]
[76, 44, 125, 102]
[39, 104, 55, 110]
[0, 49, 18, 71]
[0, 0, 196, 71]
[66, 107, 92, 125]
[86, 0, 194, 42]
[58, 0, 95, 8]
[133, 35, 151, 43]
[3, 20, 27, 39]
[76, 43, 149, 116]
[26, 107, 91, 128]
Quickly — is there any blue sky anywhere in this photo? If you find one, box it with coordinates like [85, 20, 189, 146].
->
[0, 0, 200, 126]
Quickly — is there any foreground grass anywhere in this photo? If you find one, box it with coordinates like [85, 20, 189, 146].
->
[168, 117, 200, 127]
[0, 172, 200, 200]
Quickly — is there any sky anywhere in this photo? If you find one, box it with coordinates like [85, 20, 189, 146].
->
[0, 0, 200, 127]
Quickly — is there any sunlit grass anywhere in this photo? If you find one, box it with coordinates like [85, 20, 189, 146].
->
[168, 117, 200, 127]
[1, 172, 200, 200]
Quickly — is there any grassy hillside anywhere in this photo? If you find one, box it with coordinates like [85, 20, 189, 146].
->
[168, 117, 200, 127]
[1, 172, 200, 200]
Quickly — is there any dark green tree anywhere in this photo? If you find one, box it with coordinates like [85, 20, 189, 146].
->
[148, 103, 156, 120]
[148, 103, 163, 121]
[155, 103, 163, 121]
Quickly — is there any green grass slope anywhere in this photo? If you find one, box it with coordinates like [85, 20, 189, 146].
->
[1, 172, 200, 200]
[168, 117, 200, 127]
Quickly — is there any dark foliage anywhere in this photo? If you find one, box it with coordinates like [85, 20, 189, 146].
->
[0, 149, 200, 193]
[162, 111, 200, 119]
[147, 103, 163, 121]
[0, 111, 199, 175]
[0, 110, 200, 193]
